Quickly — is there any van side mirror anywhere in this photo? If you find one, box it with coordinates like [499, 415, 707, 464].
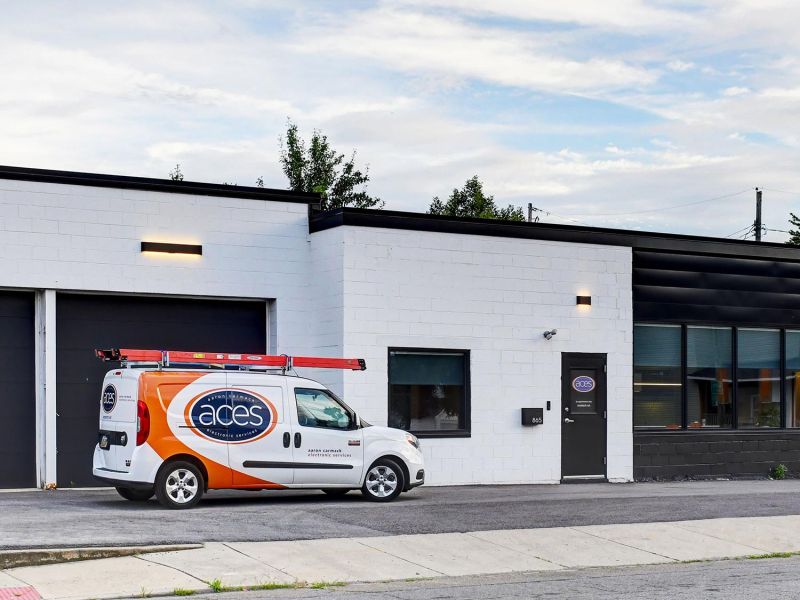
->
[352, 412, 360, 429]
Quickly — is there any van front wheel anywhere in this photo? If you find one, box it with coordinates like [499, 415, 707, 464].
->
[155, 461, 204, 509]
[361, 459, 404, 502]
[115, 486, 154, 502]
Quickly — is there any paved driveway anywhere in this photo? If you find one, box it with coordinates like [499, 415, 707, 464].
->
[1, 479, 799, 549]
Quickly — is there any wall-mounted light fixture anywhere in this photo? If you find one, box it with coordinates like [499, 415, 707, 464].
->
[576, 295, 592, 306]
[543, 329, 557, 340]
[141, 241, 202, 255]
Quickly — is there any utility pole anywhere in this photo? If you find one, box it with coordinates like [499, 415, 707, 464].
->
[754, 188, 762, 242]
[528, 203, 533, 223]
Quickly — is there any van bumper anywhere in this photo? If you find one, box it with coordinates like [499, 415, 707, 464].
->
[92, 444, 156, 489]
[93, 470, 154, 490]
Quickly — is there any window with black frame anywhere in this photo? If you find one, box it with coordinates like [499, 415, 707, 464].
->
[388, 349, 469, 436]
[686, 326, 733, 429]
[737, 328, 780, 428]
[634, 324, 682, 428]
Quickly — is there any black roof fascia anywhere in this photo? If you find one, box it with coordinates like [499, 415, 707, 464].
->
[310, 207, 800, 262]
[0, 165, 321, 204]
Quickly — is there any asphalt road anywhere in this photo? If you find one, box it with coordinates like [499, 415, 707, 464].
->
[2, 479, 800, 550]
[167, 556, 800, 600]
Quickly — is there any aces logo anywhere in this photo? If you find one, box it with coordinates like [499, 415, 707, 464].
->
[572, 376, 595, 393]
[101, 384, 117, 413]
[186, 389, 277, 443]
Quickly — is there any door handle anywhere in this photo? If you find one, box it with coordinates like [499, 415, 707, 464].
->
[283, 432, 290, 448]
[294, 432, 301, 448]
[564, 418, 575, 424]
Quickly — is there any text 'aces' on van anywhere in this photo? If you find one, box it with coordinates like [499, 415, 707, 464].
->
[92, 348, 424, 509]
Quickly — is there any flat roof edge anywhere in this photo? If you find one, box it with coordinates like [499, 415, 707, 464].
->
[310, 207, 800, 262]
[0, 165, 321, 204]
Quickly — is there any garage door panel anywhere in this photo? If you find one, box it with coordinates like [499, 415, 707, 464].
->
[0, 291, 35, 489]
[56, 294, 267, 487]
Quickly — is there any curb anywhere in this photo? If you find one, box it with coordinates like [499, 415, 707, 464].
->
[0, 545, 202, 570]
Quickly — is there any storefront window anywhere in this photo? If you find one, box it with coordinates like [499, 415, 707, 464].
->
[388, 349, 469, 436]
[634, 324, 682, 428]
[686, 326, 733, 428]
[737, 329, 780, 428]
[786, 331, 800, 428]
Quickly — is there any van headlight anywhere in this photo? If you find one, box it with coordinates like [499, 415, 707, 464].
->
[406, 433, 420, 449]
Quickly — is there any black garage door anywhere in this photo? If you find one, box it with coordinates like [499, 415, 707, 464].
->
[56, 294, 266, 487]
[0, 291, 36, 489]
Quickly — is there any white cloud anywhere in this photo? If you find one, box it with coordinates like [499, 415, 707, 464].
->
[667, 60, 696, 72]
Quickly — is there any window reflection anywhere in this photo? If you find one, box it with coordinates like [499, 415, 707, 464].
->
[686, 326, 732, 428]
[737, 329, 780, 428]
[634, 325, 682, 428]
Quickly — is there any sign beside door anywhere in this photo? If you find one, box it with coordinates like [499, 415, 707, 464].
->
[561, 353, 607, 481]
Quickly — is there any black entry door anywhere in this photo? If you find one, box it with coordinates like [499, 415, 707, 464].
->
[56, 293, 266, 487]
[561, 353, 607, 480]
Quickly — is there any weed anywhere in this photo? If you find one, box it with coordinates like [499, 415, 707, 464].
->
[139, 587, 151, 598]
[309, 581, 346, 589]
[208, 579, 223, 593]
[173, 589, 195, 597]
[746, 551, 796, 560]
[771, 464, 788, 480]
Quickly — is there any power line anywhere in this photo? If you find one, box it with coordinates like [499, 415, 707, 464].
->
[762, 187, 800, 196]
[724, 224, 753, 238]
[559, 189, 751, 218]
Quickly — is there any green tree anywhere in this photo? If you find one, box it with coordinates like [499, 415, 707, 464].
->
[168, 164, 183, 181]
[428, 175, 524, 221]
[279, 120, 383, 210]
[787, 212, 800, 246]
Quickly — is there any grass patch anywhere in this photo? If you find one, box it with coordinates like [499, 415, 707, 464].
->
[746, 551, 798, 560]
[309, 581, 345, 589]
[172, 589, 196, 596]
[205, 579, 346, 593]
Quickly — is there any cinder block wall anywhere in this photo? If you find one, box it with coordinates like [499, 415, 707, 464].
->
[634, 432, 800, 479]
[335, 226, 634, 486]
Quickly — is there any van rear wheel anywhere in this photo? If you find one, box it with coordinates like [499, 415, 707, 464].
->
[155, 461, 204, 509]
[115, 486, 154, 502]
[361, 459, 404, 502]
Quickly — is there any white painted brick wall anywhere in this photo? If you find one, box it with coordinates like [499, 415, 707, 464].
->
[332, 226, 633, 485]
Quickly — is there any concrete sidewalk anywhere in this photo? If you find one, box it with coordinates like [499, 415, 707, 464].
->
[3, 515, 800, 599]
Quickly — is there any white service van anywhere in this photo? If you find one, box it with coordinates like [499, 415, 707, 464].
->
[92, 349, 424, 508]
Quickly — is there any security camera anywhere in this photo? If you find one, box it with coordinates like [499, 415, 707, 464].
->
[543, 329, 557, 340]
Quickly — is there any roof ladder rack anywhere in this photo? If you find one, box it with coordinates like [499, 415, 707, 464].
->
[95, 348, 367, 371]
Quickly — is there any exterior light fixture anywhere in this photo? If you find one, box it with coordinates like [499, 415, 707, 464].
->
[141, 241, 202, 255]
[576, 295, 591, 306]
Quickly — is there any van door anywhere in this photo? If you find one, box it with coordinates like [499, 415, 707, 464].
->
[290, 386, 363, 486]
[226, 373, 294, 487]
[97, 371, 138, 476]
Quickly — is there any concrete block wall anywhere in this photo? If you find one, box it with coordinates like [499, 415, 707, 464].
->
[634, 431, 800, 480]
[335, 226, 634, 486]
[0, 179, 317, 354]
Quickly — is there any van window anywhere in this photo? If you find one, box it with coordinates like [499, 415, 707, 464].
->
[294, 388, 352, 430]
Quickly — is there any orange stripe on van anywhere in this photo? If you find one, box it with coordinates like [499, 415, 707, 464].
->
[140, 372, 285, 489]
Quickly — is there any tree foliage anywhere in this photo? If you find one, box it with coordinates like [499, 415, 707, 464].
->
[787, 212, 800, 246]
[168, 164, 184, 181]
[428, 176, 524, 221]
[279, 120, 383, 210]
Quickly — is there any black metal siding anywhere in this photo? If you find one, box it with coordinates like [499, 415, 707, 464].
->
[56, 294, 266, 487]
[633, 250, 800, 327]
[0, 291, 35, 488]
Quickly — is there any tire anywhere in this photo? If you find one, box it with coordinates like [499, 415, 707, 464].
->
[115, 486, 154, 502]
[361, 458, 404, 502]
[155, 461, 205, 509]
[322, 489, 350, 497]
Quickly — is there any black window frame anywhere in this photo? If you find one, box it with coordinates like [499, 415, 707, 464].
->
[387, 347, 471, 439]
[634, 321, 797, 431]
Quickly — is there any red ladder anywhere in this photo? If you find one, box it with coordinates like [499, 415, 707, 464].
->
[95, 348, 366, 371]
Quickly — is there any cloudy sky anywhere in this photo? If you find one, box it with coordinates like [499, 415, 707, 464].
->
[3, 1, 800, 239]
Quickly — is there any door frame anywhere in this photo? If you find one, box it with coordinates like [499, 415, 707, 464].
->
[561, 352, 608, 482]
